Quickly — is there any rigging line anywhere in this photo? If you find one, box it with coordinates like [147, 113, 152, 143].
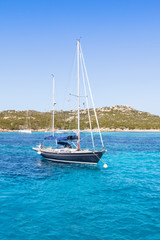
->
[61, 45, 77, 112]
[77, 134, 93, 151]
[80, 50, 95, 150]
[79, 134, 89, 142]
[80, 44, 104, 149]
[78, 135, 97, 151]
[69, 93, 86, 98]
[79, 133, 101, 151]
[93, 151, 101, 160]
[58, 47, 77, 131]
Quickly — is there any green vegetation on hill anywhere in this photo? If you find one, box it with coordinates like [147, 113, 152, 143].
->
[0, 105, 160, 130]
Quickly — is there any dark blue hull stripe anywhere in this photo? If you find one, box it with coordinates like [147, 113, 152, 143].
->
[41, 151, 104, 164]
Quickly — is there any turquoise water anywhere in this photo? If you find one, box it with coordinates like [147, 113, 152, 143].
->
[0, 132, 160, 240]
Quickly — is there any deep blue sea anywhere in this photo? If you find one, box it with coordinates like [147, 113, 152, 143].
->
[0, 132, 160, 240]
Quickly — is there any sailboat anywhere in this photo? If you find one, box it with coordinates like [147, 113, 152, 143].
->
[19, 110, 32, 133]
[33, 40, 105, 164]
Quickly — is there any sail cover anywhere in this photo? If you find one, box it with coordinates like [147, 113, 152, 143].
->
[44, 135, 56, 140]
[58, 135, 78, 141]
[57, 141, 72, 148]
[44, 135, 78, 141]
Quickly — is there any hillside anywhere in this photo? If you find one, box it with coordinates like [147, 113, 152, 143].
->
[0, 105, 160, 131]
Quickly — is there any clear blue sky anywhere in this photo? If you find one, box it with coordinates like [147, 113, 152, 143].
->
[0, 0, 160, 115]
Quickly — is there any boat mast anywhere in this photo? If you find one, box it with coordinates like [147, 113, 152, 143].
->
[52, 74, 55, 136]
[26, 110, 28, 129]
[77, 40, 80, 150]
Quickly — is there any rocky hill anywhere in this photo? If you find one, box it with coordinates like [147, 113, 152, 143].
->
[0, 105, 160, 131]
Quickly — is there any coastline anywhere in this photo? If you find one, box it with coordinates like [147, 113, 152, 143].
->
[0, 128, 160, 133]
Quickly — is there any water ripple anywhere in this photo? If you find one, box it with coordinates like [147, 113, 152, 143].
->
[0, 132, 160, 239]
